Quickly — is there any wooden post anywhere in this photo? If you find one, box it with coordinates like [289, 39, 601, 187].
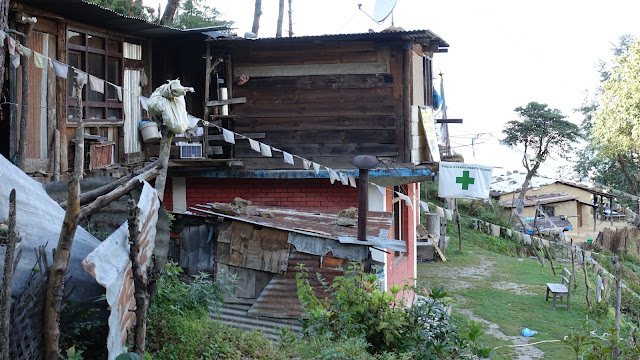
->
[17, 22, 34, 171]
[439, 211, 446, 252]
[593, 194, 597, 232]
[357, 168, 369, 241]
[153, 127, 173, 200]
[610, 195, 614, 227]
[455, 199, 461, 252]
[73, 74, 85, 179]
[127, 199, 148, 358]
[57, 21, 68, 172]
[53, 129, 60, 181]
[599, 195, 604, 224]
[613, 255, 621, 359]
[8, 46, 17, 162]
[44, 177, 81, 360]
[1, 190, 18, 359]
[582, 249, 591, 309]
[570, 238, 577, 289]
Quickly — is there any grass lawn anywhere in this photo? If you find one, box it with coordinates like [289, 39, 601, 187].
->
[418, 243, 605, 359]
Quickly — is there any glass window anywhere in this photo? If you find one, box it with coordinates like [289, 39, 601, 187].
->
[88, 53, 105, 102]
[107, 39, 121, 53]
[87, 34, 105, 49]
[67, 52, 83, 98]
[107, 108, 122, 120]
[68, 30, 84, 46]
[67, 29, 124, 124]
[87, 107, 105, 120]
[107, 58, 120, 100]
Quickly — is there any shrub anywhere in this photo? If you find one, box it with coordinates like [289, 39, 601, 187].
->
[145, 262, 285, 359]
[295, 263, 491, 358]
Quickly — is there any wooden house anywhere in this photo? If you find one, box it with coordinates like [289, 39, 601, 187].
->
[160, 29, 450, 297]
[0, 0, 226, 179]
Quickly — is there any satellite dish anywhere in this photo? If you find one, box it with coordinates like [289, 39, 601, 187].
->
[373, 0, 398, 22]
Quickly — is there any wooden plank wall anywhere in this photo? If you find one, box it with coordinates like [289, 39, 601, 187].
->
[228, 41, 402, 169]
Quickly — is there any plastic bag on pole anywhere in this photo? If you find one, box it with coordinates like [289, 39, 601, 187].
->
[148, 79, 195, 134]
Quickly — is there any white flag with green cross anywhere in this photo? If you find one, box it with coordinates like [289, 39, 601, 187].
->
[438, 162, 493, 199]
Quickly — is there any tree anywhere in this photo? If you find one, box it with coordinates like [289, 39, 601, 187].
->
[88, 0, 150, 19]
[574, 35, 640, 197]
[503, 102, 581, 225]
[591, 39, 640, 196]
[160, 0, 180, 24]
[252, 0, 262, 36]
[170, 0, 233, 29]
[276, 0, 284, 37]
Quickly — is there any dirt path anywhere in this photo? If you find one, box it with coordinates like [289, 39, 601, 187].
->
[439, 252, 544, 359]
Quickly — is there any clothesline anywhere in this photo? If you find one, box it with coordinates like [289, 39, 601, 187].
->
[4, 29, 433, 210]
[2, 30, 152, 111]
[202, 120, 430, 211]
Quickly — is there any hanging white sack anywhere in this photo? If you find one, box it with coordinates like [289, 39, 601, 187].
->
[148, 79, 195, 134]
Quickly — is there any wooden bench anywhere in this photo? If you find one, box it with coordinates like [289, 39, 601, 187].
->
[546, 268, 572, 310]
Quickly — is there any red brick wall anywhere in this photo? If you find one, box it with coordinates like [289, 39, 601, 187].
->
[385, 183, 418, 303]
[169, 177, 359, 210]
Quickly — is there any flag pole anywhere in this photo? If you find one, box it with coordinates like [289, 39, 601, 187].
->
[455, 198, 462, 252]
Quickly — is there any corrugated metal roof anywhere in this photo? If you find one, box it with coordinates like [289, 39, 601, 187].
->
[248, 251, 342, 318]
[501, 192, 578, 208]
[17, 0, 229, 37]
[190, 203, 395, 244]
[207, 29, 449, 48]
[491, 172, 557, 195]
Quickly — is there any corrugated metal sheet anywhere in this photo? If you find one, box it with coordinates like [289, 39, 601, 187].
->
[123, 42, 142, 154]
[248, 251, 343, 318]
[500, 192, 578, 208]
[491, 172, 557, 195]
[82, 181, 159, 360]
[190, 203, 396, 245]
[207, 29, 449, 48]
[17, 0, 229, 38]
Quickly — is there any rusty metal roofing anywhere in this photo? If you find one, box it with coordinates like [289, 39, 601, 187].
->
[207, 29, 449, 48]
[501, 192, 579, 208]
[16, 0, 229, 37]
[190, 203, 393, 242]
[248, 251, 342, 318]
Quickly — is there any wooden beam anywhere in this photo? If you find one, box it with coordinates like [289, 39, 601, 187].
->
[206, 97, 247, 107]
[428, 236, 446, 262]
[234, 62, 388, 77]
[436, 119, 463, 124]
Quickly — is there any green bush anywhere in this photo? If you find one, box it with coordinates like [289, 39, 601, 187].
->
[146, 262, 285, 359]
[295, 263, 491, 359]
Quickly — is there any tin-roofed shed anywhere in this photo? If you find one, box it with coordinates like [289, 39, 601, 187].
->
[172, 202, 399, 319]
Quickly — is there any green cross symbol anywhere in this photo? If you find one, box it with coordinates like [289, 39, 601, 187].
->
[456, 171, 475, 190]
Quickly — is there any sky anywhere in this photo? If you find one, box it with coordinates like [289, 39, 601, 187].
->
[147, 0, 640, 178]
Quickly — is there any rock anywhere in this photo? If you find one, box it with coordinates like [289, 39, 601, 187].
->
[338, 207, 357, 219]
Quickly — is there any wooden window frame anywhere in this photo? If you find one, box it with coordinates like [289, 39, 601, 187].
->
[66, 26, 124, 125]
[393, 186, 407, 262]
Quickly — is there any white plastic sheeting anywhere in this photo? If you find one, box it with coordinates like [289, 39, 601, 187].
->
[82, 181, 159, 360]
[0, 154, 101, 300]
